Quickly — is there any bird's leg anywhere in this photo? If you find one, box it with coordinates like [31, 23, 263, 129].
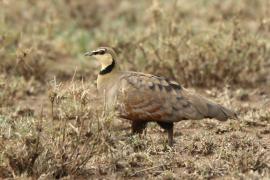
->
[157, 122, 174, 147]
[131, 121, 148, 135]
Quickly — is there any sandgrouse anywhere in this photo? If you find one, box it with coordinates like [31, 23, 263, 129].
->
[85, 47, 237, 146]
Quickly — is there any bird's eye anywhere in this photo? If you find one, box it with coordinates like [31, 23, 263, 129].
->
[99, 50, 105, 55]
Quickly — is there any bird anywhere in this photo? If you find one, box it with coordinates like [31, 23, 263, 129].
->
[85, 47, 237, 146]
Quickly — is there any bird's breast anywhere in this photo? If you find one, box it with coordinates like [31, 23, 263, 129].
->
[97, 74, 120, 110]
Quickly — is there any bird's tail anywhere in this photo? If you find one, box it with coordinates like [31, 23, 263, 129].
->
[206, 101, 237, 121]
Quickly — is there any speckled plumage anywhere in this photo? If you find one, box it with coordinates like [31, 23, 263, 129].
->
[86, 47, 237, 146]
[116, 71, 236, 122]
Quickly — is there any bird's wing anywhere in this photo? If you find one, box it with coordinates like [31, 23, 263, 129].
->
[116, 72, 205, 122]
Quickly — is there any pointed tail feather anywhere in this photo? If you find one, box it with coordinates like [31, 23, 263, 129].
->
[206, 102, 237, 121]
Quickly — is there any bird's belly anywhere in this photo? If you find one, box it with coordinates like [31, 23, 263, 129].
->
[116, 97, 182, 123]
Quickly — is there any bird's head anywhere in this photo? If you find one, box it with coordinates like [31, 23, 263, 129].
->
[85, 47, 118, 75]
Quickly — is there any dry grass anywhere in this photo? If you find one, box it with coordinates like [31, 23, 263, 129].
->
[0, 0, 270, 179]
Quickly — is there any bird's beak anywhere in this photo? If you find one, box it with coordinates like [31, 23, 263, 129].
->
[84, 51, 94, 56]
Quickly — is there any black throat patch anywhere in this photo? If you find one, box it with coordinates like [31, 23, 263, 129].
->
[99, 59, 115, 75]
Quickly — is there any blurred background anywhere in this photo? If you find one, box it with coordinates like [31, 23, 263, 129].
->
[0, 0, 269, 87]
[0, 0, 270, 179]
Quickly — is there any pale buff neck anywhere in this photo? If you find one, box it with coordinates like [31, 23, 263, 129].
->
[97, 61, 121, 91]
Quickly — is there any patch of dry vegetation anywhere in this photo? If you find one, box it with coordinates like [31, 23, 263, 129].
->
[0, 0, 270, 179]
[1, 81, 269, 179]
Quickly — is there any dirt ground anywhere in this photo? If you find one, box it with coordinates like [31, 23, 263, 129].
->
[0, 0, 270, 179]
